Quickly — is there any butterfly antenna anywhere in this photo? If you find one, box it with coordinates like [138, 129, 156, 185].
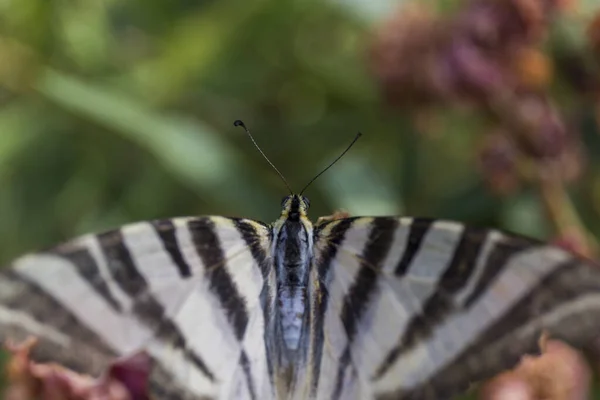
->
[234, 119, 293, 194]
[299, 132, 362, 195]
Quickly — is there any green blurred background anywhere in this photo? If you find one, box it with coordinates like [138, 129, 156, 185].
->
[0, 0, 580, 264]
[3, 0, 600, 396]
[0, 0, 418, 263]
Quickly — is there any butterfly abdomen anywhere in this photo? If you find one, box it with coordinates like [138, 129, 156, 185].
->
[278, 286, 307, 350]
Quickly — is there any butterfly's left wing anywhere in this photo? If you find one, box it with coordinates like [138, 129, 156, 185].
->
[0, 216, 276, 400]
[308, 216, 600, 400]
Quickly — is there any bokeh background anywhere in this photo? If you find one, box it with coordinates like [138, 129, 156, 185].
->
[1, 0, 596, 261]
[3, 0, 600, 397]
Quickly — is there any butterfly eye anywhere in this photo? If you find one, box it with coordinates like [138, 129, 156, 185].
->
[302, 196, 310, 209]
[281, 196, 289, 207]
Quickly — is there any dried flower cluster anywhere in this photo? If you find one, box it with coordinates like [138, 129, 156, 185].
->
[371, 0, 567, 105]
[370, 0, 582, 194]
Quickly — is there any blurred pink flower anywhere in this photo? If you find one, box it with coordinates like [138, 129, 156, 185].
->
[3, 338, 152, 400]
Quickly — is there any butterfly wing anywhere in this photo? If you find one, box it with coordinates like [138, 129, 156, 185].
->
[309, 217, 600, 400]
[0, 216, 276, 400]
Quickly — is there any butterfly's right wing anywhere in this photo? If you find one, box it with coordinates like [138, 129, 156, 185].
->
[309, 217, 600, 400]
[0, 216, 276, 400]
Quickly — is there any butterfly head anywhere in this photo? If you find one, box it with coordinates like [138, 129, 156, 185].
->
[280, 194, 310, 221]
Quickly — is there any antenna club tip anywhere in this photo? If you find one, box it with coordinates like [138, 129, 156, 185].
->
[357, 132, 363, 137]
[234, 119, 245, 127]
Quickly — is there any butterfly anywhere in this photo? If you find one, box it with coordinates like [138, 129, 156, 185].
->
[1, 121, 600, 400]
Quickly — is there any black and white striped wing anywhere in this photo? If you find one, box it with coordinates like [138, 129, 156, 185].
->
[0, 216, 275, 400]
[310, 217, 600, 400]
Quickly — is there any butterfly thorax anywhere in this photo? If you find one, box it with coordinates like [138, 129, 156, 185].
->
[271, 195, 313, 367]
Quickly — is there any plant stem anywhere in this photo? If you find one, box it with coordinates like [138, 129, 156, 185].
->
[536, 163, 596, 257]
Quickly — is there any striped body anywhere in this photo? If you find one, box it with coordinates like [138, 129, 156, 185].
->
[2, 196, 600, 399]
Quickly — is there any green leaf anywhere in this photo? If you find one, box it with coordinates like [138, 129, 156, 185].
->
[35, 69, 272, 217]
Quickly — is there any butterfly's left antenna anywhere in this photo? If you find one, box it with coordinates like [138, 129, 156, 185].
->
[234, 119, 293, 195]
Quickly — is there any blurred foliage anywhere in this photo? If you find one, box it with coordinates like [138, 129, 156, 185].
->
[0, 0, 416, 262]
[4, 0, 600, 397]
[0, 0, 565, 264]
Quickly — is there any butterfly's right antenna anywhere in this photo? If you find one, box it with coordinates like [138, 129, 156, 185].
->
[299, 132, 362, 195]
[234, 120, 293, 195]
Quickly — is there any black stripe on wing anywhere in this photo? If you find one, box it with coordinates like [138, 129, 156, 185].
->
[188, 218, 249, 340]
[152, 219, 193, 278]
[232, 218, 276, 381]
[240, 351, 257, 400]
[50, 246, 123, 312]
[232, 218, 272, 280]
[374, 225, 488, 379]
[97, 229, 216, 382]
[394, 218, 434, 276]
[332, 217, 399, 399]
[309, 217, 357, 397]
[188, 217, 256, 397]
[462, 233, 542, 308]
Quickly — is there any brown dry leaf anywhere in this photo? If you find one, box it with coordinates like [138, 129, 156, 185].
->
[479, 339, 591, 400]
[3, 338, 152, 400]
[316, 210, 351, 226]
